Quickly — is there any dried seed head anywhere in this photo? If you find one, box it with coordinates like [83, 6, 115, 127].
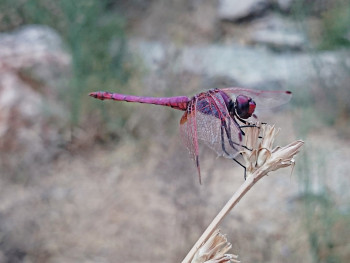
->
[241, 123, 304, 177]
[191, 229, 240, 263]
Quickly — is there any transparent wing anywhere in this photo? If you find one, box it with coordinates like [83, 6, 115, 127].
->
[180, 99, 202, 182]
[221, 87, 292, 110]
[180, 91, 246, 182]
[195, 112, 242, 159]
[195, 91, 243, 159]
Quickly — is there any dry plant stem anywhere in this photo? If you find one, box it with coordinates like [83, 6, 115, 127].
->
[182, 124, 304, 263]
[182, 169, 265, 263]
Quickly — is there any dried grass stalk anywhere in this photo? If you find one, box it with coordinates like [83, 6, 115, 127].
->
[191, 229, 239, 263]
[182, 124, 304, 263]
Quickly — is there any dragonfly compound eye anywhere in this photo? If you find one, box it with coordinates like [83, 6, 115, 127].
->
[235, 95, 256, 119]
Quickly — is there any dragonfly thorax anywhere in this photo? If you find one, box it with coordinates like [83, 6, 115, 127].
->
[228, 95, 256, 119]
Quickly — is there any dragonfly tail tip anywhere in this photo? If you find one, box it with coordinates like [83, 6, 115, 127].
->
[196, 156, 202, 184]
[89, 92, 105, 100]
[89, 92, 97, 98]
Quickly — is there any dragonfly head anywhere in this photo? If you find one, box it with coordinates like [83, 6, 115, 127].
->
[234, 95, 256, 119]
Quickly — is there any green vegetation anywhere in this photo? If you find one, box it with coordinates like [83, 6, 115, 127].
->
[297, 148, 350, 262]
[289, 0, 350, 133]
[0, 0, 132, 128]
[289, 2, 350, 259]
[319, 1, 350, 50]
[291, 0, 350, 50]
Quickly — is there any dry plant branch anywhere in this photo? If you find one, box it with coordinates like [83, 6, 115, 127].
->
[182, 124, 304, 263]
[191, 229, 239, 263]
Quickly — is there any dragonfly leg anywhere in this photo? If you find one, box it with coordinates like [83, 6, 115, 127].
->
[222, 120, 245, 150]
[220, 124, 239, 154]
[235, 114, 264, 127]
[234, 114, 262, 135]
[236, 112, 267, 127]
[229, 116, 244, 140]
[235, 114, 267, 139]
[239, 124, 257, 128]
[239, 128, 246, 137]
[226, 119, 253, 151]
[239, 125, 259, 136]
[221, 124, 247, 180]
[226, 128, 251, 151]
[233, 156, 247, 180]
[238, 125, 257, 138]
[235, 114, 250, 125]
[239, 123, 266, 139]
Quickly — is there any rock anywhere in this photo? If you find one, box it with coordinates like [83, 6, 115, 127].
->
[275, 0, 295, 12]
[130, 39, 350, 90]
[251, 30, 305, 51]
[130, 0, 219, 44]
[249, 15, 306, 51]
[0, 25, 70, 88]
[218, 0, 270, 21]
[0, 25, 71, 177]
[273, 0, 336, 14]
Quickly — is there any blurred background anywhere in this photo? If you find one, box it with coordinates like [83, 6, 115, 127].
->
[0, 0, 350, 262]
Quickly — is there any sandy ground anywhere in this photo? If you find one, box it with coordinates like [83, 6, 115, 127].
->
[1, 110, 350, 263]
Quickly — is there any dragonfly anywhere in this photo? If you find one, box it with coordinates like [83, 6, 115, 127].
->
[89, 88, 292, 183]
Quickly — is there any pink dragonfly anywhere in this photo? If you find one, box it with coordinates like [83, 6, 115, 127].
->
[89, 88, 292, 183]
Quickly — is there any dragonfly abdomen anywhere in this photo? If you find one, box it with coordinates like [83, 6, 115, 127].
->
[89, 91, 189, 111]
